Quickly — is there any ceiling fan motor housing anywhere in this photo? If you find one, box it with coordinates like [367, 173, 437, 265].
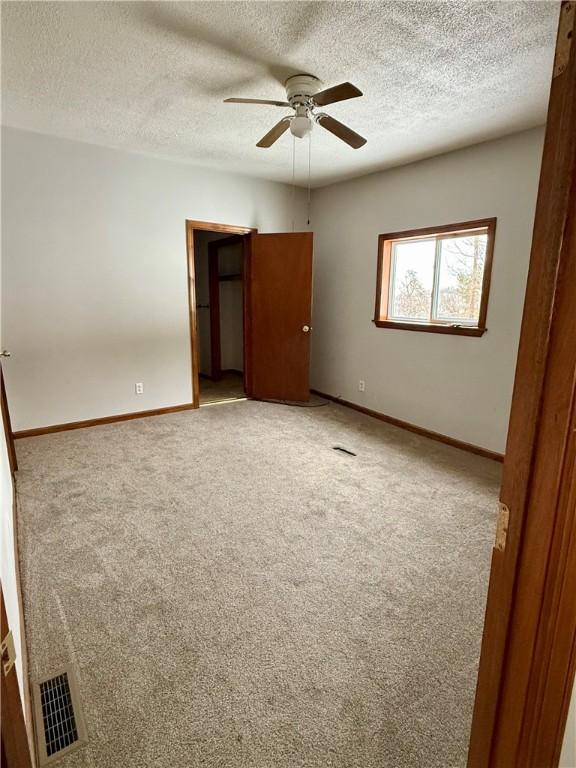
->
[285, 74, 321, 106]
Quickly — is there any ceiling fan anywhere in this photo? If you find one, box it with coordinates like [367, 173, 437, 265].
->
[224, 74, 367, 149]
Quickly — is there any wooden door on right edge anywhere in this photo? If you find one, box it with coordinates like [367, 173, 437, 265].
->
[1, 586, 32, 768]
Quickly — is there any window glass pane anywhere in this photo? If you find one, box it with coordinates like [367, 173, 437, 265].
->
[389, 239, 435, 321]
[435, 233, 487, 324]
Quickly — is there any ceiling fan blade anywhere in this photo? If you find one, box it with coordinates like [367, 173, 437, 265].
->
[138, 5, 304, 89]
[256, 119, 291, 148]
[313, 82, 363, 107]
[317, 115, 366, 149]
[224, 98, 291, 107]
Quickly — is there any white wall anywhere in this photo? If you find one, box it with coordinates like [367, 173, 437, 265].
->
[218, 242, 244, 372]
[310, 128, 544, 453]
[1, 127, 306, 431]
[561, 687, 576, 768]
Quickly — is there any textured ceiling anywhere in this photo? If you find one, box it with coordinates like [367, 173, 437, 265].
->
[1, 1, 559, 187]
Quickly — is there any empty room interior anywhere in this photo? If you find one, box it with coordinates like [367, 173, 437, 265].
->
[2, 2, 576, 767]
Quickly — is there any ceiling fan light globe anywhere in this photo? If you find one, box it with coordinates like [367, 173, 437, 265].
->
[290, 116, 312, 139]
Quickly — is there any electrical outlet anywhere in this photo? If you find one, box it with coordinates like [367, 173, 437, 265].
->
[135, 382, 144, 395]
[358, 380, 366, 392]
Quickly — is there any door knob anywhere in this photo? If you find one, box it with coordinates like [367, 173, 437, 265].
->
[302, 325, 311, 333]
[0, 350, 10, 358]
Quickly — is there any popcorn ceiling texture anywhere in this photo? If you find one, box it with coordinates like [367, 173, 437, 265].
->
[1, 1, 558, 186]
[16, 400, 500, 767]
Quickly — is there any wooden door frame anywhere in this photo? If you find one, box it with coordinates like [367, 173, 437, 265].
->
[1, 365, 17, 473]
[1, 586, 32, 768]
[1, 366, 34, 766]
[185, 220, 256, 407]
[468, 3, 576, 765]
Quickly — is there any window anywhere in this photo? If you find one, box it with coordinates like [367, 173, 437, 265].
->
[374, 218, 496, 336]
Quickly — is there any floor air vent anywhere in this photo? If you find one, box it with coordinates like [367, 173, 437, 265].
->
[33, 667, 87, 764]
[333, 446, 357, 456]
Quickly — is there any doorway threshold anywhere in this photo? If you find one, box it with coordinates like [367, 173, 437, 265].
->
[200, 397, 248, 408]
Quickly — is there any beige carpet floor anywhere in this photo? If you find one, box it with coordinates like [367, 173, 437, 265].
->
[15, 400, 500, 768]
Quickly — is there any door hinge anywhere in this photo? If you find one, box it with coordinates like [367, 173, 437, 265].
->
[1, 629, 16, 676]
[553, 2, 574, 78]
[495, 502, 510, 552]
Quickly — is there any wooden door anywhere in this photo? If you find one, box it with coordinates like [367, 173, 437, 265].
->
[245, 232, 313, 402]
[1, 587, 32, 768]
[1, 364, 17, 473]
[468, 2, 576, 765]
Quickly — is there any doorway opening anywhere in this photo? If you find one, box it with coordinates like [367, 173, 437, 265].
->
[186, 221, 255, 408]
[186, 220, 314, 408]
[194, 231, 247, 405]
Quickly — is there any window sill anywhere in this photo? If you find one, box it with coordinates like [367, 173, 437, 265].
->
[373, 319, 487, 337]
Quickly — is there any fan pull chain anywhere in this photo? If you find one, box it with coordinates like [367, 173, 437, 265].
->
[291, 133, 296, 233]
[307, 131, 312, 227]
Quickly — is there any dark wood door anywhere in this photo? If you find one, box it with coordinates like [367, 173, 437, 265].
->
[468, 3, 576, 765]
[1, 586, 32, 768]
[1, 364, 17, 473]
[245, 232, 313, 401]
